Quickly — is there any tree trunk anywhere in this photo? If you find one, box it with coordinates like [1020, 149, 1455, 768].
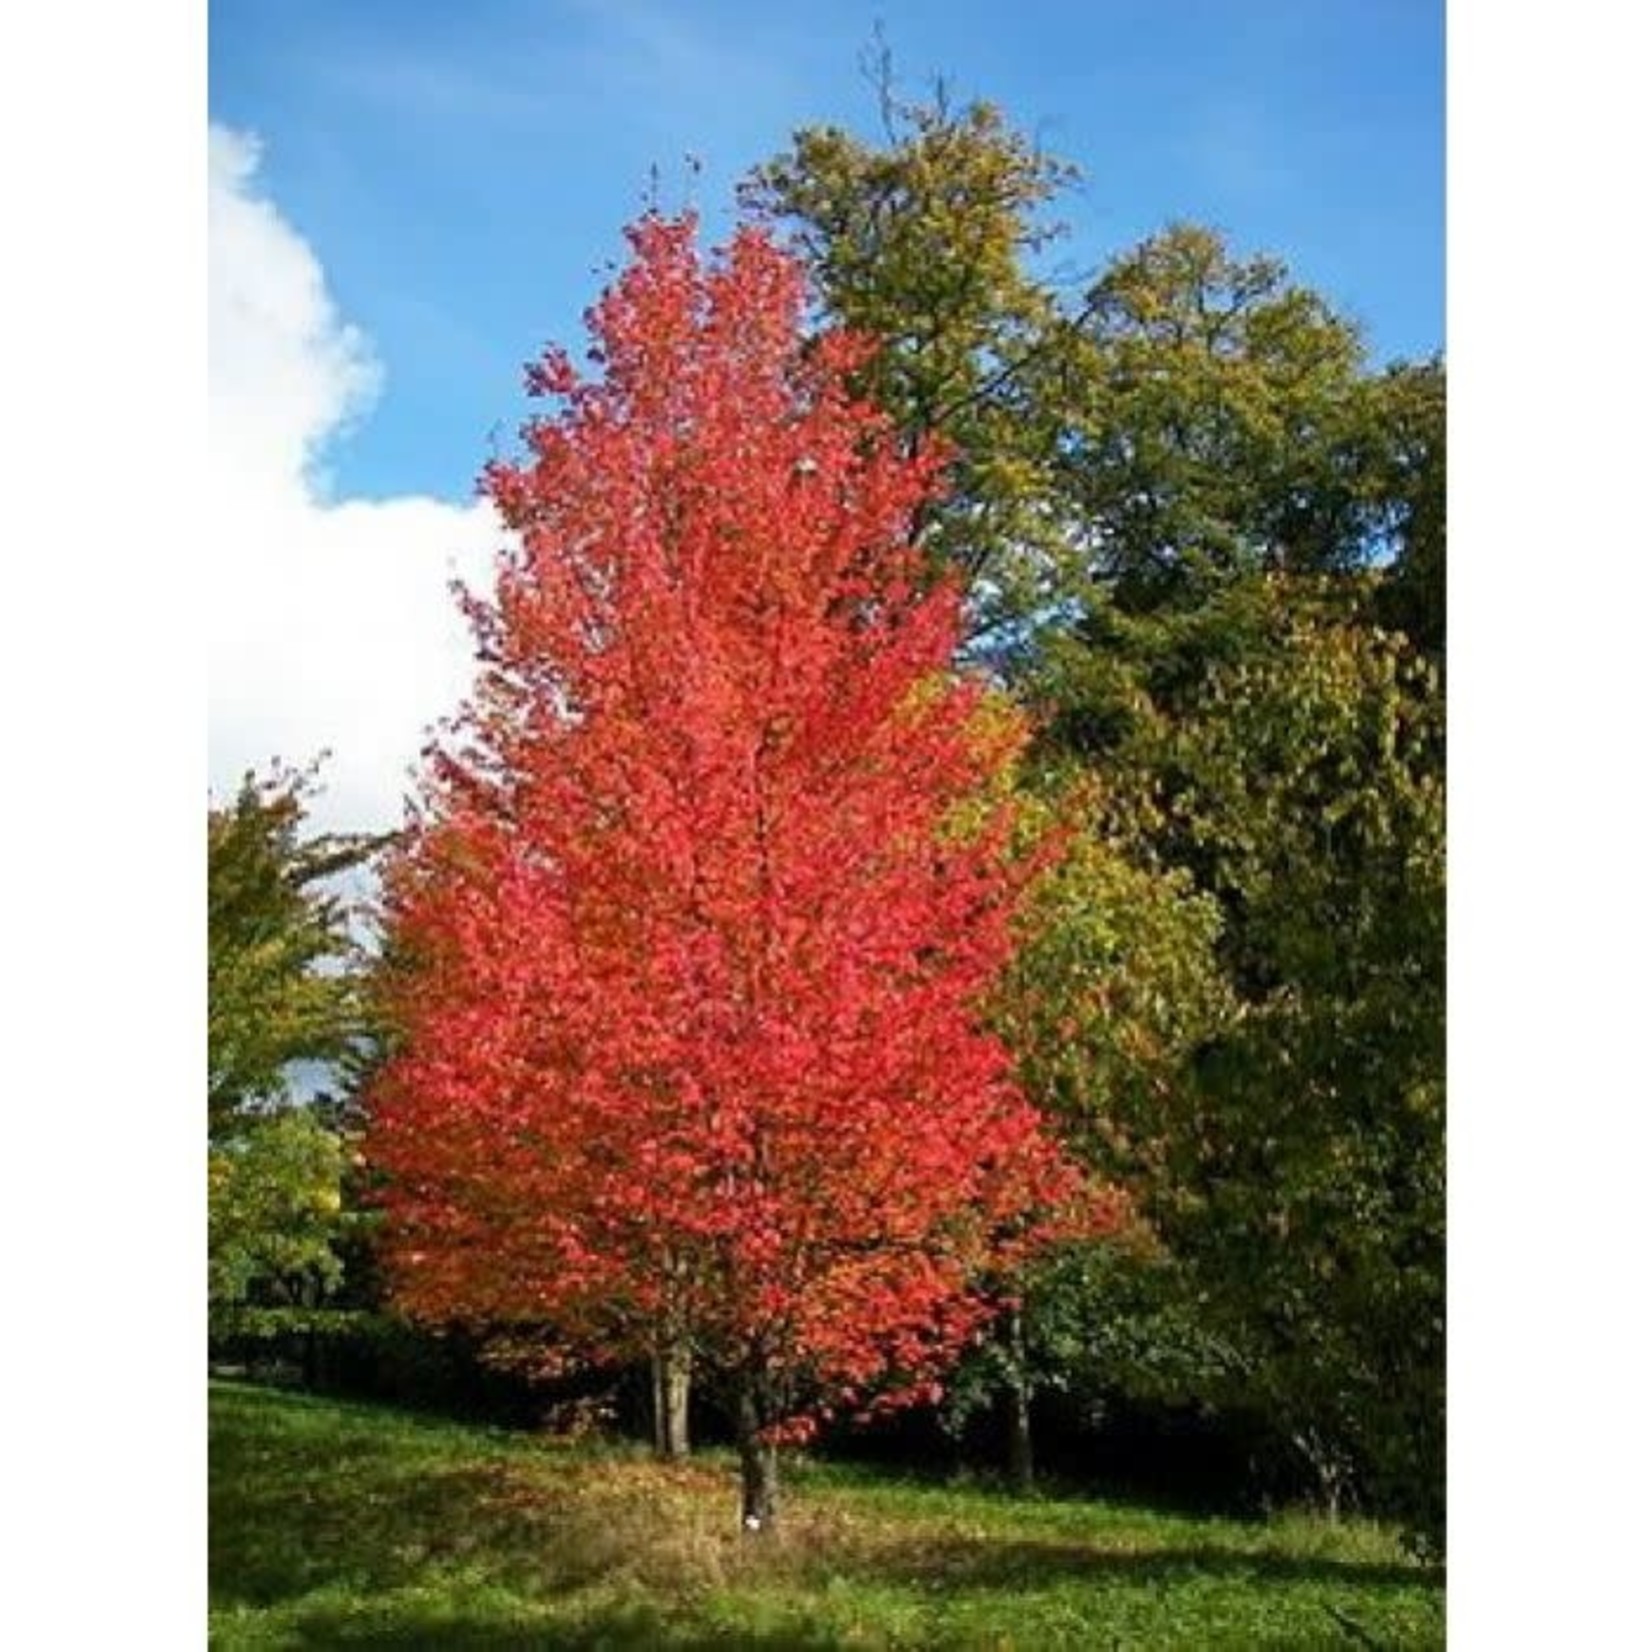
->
[297, 1279, 320, 1390]
[1006, 1376, 1035, 1494]
[651, 1337, 692, 1460]
[1004, 1305, 1035, 1495]
[735, 1378, 781, 1533]
[1293, 1428, 1348, 1521]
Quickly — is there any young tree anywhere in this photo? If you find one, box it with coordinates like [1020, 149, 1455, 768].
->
[208, 762, 376, 1137]
[366, 215, 1085, 1531]
[209, 1106, 349, 1321]
[208, 763, 377, 1369]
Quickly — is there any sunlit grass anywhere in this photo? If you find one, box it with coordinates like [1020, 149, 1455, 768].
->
[210, 1380, 1443, 1648]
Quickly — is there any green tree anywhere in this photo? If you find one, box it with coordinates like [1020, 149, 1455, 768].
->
[1044, 582, 1444, 1542]
[1371, 356, 1446, 664]
[748, 96, 1445, 668]
[970, 780, 1231, 1489]
[207, 762, 377, 1137]
[743, 85, 1082, 654]
[209, 1106, 350, 1316]
[1050, 224, 1387, 603]
[1163, 595, 1443, 1539]
[208, 762, 379, 1356]
[999, 783, 1232, 1168]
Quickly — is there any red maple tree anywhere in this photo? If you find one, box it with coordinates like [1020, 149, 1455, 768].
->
[367, 214, 1083, 1528]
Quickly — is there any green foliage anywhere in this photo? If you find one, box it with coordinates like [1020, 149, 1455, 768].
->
[211, 1382, 1443, 1648]
[748, 92, 1443, 667]
[208, 762, 382, 1343]
[1372, 357, 1446, 663]
[210, 1305, 377, 1341]
[940, 1238, 1238, 1446]
[1052, 224, 1391, 603]
[961, 780, 1236, 1445]
[209, 1107, 353, 1318]
[1152, 599, 1444, 1545]
[743, 87, 1083, 650]
[1041, 579, 1444, 1543]
[208, 761, 379, 1136]
[998, 779, 1231, 1167]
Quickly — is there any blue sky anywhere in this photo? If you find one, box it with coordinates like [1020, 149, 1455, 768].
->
[210, 0, 1442, 507]
[208, 0, 1441, 838]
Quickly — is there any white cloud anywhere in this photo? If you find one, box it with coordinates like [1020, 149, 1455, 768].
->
[208, 123, 501, 838]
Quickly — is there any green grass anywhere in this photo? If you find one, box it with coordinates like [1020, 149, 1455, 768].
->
[210, 1381, 1443, 1648]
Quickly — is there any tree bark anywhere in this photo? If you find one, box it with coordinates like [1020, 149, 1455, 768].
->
[1293, 1428, 1348, 1521]
[651, 1337, 692, 1460]
[736, 1378, 781, 1533]
[1004, 1305, 1035, 1495]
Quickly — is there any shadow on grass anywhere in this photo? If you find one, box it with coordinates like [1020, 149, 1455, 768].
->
[823, 1533, 1440, 1595]
[210, 1387, 579, 1609]
[272, 1601, 845, 1651]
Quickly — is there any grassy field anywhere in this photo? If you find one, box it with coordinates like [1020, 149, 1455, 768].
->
[210, 1381, 1443, 1648]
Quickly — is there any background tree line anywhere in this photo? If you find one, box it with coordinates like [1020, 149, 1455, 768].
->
[209, 84, 1443, 1552]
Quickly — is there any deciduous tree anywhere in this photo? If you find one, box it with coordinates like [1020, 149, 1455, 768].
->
[1044, 579, 1445, 1544]
[366, 215, 1085, 1531]
[207, 764, 377, 1366]
[1052, 224, 1385, 602]
[209, 1106, 349, 1320]
[743, 86, 1080, 657]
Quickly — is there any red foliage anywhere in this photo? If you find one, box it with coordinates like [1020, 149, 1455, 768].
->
[366, 215, 1081, 1439]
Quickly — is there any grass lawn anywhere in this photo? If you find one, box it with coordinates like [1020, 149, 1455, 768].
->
[209, 1381, 1443, 1648]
